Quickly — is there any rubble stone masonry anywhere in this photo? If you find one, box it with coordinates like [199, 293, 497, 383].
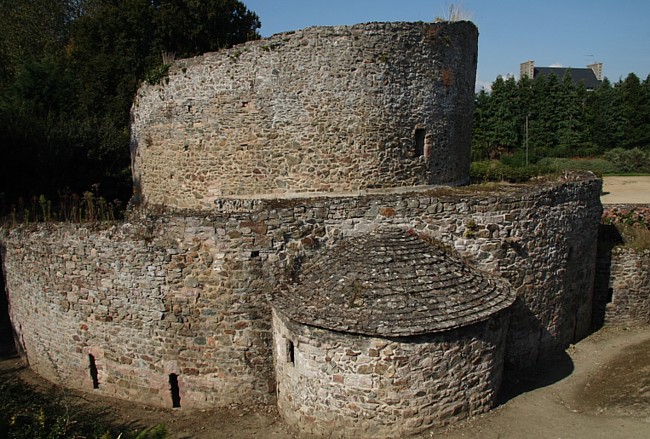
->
[0, 175, 601, 409]
[273, 309, 509, 438]
[605, 247, 650, 325]
[130, 21, 478, 209]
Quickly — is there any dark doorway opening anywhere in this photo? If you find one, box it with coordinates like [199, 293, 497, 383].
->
[88, 354, 100, 389]
[169, 373, 181, 408]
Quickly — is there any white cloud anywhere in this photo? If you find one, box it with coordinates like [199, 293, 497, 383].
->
[550, 63, 564, 68]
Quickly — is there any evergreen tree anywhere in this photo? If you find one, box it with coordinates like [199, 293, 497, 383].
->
[584, 77, 624, 153]
[618, 73, 650, 149]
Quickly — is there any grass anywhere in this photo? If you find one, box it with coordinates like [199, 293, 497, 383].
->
[435, 2, 472, 22]
[602, 207, 650, 251]
[0, 356, 167, 439]
[537, 157, 619, 176]
[1, 192, 124, 227]
[617, 225, 650, 251]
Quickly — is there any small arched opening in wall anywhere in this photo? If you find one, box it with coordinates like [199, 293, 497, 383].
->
[169, 373, 181, 408]
[88, 354, 100, 389]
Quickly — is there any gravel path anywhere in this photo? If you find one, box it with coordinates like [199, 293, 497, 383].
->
[602, 176, 650, 204]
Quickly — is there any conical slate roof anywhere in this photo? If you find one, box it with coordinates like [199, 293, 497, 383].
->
[273, 228, 515, 337]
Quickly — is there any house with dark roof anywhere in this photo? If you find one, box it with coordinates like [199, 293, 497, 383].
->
[520, 60, 603, 89]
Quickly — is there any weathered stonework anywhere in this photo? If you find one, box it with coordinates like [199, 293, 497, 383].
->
[593, 206, 650, 327]
[0, 175, 602, 412]
[0, 220, 275, 408]
[0, 19, 612, 437]
[272, 228, 514, 437]
[605, 248, 650, 325]
[273, 309, 509, 438]
[130, 21, 478, 209]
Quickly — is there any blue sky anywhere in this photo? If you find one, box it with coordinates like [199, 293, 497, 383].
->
[242, 0, 650, 91]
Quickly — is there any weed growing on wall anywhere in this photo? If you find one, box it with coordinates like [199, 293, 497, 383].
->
[602, 207, 650, 250]
[470, 160, 554, 183]
[1, 192, 124, 227]
[435, 3, 472, 22]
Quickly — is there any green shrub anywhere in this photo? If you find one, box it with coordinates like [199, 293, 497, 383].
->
[602, 148, 650, 173]
[144, 63, 171, 85]
[537, 157, 619, 175]
[470, 160, 552, 183]
[602, 207, 650, 251]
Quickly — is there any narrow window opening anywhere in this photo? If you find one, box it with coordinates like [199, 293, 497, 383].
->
[414, 129, 426, 157]
[285, 339, 295, 365]
[88, 354, 99, 389]
[169, 373, 181, 408]
[607, 287, 614, 303]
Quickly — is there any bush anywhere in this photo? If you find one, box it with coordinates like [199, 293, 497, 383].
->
[537, 157, 619, 176]
[470, 160, 552, 183]
[602, 207, 650, 251]
[602, 148, 650, 173]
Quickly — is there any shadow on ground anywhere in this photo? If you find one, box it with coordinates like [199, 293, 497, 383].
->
[498, 350, 574, 405]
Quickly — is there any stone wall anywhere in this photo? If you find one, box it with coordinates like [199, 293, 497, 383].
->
[130, 21, 478, 209]
[272, 309, 508, 438]
[0, 220, 276, 409]
[593, 206, 650, 327]
[0, 174, 602, 408]
[605, 248, 650, 325]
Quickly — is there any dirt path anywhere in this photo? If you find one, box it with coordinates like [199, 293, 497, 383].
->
[601, 176, 650, 204]
[434, 326, 650, 439]
[2, 325, 649, 438]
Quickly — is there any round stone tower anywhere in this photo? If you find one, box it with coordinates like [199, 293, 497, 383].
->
[130, 21, 478, 210]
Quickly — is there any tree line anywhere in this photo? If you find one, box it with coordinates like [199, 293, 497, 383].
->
[472, 72, 650, 164]
[0, 0, 260, 215]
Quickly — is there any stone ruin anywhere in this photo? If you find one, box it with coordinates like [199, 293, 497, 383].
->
[273, 228, 514, 436]
[0, 20, 617, 438]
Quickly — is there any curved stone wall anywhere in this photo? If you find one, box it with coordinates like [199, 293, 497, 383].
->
[604, 247, 650, 325]
[130, 21, 478, 209]
[0, 221, 276, 409]
[0, 174, 601, 410]
[272, 309, 508, 438]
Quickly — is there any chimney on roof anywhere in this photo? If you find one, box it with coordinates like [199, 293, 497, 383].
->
[520, 61, 534, 80]
[587, 62, 603, 81]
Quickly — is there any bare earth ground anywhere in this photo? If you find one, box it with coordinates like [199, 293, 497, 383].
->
[2, 325, 649, 439]
[601, 176, 650, 204]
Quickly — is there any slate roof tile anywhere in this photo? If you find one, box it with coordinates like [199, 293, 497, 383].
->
[273, 228, 515, 336]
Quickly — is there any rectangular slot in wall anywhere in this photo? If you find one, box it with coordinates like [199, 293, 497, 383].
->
[285, 339, 295, 365]
[88, 354, 99, 389]
[169, 373, 181, 408]
[414, 128, 426, 157]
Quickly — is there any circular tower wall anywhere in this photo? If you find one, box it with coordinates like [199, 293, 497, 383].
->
[130, 21, 478, 210]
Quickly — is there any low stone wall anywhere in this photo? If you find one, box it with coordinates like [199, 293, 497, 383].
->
[0, 174, 602, 409]
[0, 220, 275, 409]
[273, 309, 508, 438]
[604, 248, 650, 325]
[593, 205, 650, 327]
[130, 21, 478, 208]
